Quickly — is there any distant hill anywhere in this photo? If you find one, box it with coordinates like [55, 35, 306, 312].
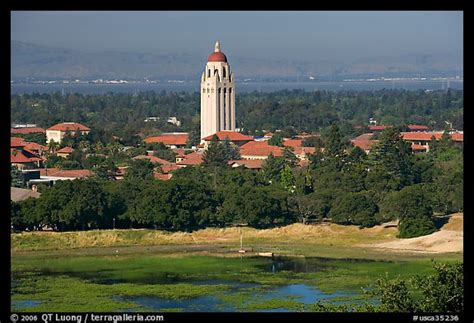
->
[11, 40, 463, 81]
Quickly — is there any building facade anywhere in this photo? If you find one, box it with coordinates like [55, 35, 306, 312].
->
[200, 41, 236, 140]
[46, 122, 90, 144]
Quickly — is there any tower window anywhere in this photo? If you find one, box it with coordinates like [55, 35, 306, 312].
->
[223, 67, 226, 78]
[208, 69, 210, 77]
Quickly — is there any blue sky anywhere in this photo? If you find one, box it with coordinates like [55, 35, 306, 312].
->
[11, 11, 463, 62]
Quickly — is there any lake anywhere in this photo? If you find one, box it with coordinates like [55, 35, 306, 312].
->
[11, 254, 406, 312]
[11, 80, 463, 95]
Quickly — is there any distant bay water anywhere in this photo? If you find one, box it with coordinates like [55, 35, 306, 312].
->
[10, 80, 463, 95]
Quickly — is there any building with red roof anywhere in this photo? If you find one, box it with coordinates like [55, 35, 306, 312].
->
[407, 124, 429, 131]
[11, 127, 45, 135]
[228, 159, 264, 169]
[46, 122, 90, 144]
[38, 168, 92, 179]
[57, 146, 74, 158]
[154, 173, 173, 181]
[133, 155, 172, 165]
[401, 131, 463, 152]
[11, 148, 43, 170]
[11, 137, 44, 169]
[23, 142, 47, 156]
[202, 131, 254, 148]
[176, 151, 204, 166]
[282, 139, 303, 148]
[350, 133, 379, 154]
[144, 133, 189, 148]
[292, 147, 317, 159]
[239, 141, 284, 160]
[11, 137, 26, 148]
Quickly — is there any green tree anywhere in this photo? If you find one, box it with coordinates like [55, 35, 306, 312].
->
[367, 127, 414, 194]
[202, 135, 227, 167]
[329, 192, 378, 227]
[261, 153, 286, 184]
[280, 164, 296, 193]
[378, 184, 436, 238]
[125, 159, 155, 180]
[268, 132, 284, 146]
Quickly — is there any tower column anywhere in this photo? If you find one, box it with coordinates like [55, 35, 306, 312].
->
[219, 88, 225, 131]
[225, 88, 231, 130]
[231, 87, 236, 131]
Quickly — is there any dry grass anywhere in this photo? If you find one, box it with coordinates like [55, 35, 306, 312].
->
[442, 213, 463, 231]
[12, 222, 399, 252]
[362, 214, 463, 254]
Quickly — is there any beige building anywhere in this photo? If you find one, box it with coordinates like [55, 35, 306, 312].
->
[200, 41, 236, 140]
[46, 122, 90, 144]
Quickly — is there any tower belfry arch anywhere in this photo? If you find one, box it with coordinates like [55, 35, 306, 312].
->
[200, 41, 236, 140]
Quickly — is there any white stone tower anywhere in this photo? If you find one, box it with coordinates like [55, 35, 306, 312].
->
[200, 41, 236, 140]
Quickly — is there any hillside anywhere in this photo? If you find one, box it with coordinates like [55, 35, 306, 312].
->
[11, 41, 463, 81]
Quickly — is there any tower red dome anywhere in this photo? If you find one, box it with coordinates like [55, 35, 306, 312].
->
[207, 41, 227, 62]
[208, 52, 227, 62]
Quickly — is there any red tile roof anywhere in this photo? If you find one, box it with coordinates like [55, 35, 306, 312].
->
[39, 168, 92, 178]
[450, 132, 464, 142]
[57, 146, 74, 154]
[11, 149, 43, 163]
[411, 143, 428, 151]
[11, 137, 26, 148]
[293, 147, 317, 156]
[228, 159, 264, 169]
[402, 132, 441, 141]
[368, 125, 391, 131]
[154, 173, 173, 181]
[240, 141, 284, 158]
[132, 155, 172, 165]
[47, 122, 90, 132]
[298, 159, 310, 167]
[160, 163, 180, 173]
[144, 133, 189, 146]
[11, 127, 45, 134]
[283, 139, 303, 148]
[173, 149, 187, 157]
[407, 124, 429, 131]
[351, 133, 379, 151]
[23, 142, 47, 152]
[177, 151, 203, 166]
[401, 131, 463, 142]
[202, 131, 254, 141]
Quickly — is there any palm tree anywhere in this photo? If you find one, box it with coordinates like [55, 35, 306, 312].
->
[48, 139, 59, 154]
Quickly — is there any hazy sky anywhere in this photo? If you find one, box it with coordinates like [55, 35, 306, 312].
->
[11, 11, 463, 62]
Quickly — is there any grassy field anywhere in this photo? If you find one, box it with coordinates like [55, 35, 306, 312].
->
[11, 219, 463, 312]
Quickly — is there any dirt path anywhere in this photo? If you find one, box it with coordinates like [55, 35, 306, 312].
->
[360, 214, 463, 254]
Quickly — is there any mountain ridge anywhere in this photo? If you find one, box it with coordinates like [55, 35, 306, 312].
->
[11, 40, 463, 81]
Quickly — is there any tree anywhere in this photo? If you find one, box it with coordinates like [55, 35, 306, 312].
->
[268, 132, 284, 146]
[202, 135, 227, 167]
[291, 194, 322, 224]
[280, 164, 296, 193]
[367, 127, 414, 193]
[222, 138, 241, 161]
[378, 184, 436, 238]
[282, 147, 299, 168]
[329, 192, 378, 228]
[261, 153, 286, 184]
[48, 139, 59, 154]
[124, 159, 155, 180]
[11, 165, 25, 188]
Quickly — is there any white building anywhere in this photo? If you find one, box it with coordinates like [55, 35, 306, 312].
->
[46, 122, 90, 144]
[200, 41, 236, 140]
